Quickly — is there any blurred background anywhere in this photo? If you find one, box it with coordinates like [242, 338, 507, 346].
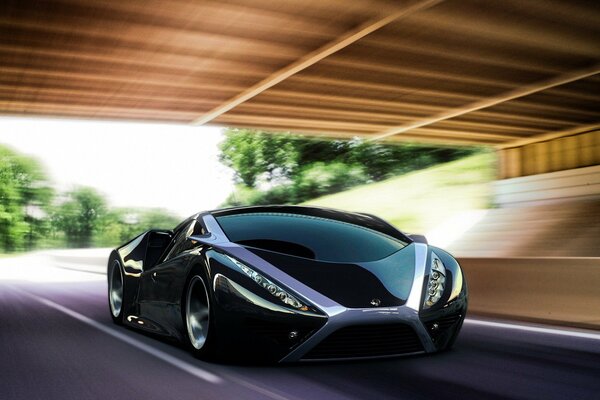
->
[0, 118, 484, 251]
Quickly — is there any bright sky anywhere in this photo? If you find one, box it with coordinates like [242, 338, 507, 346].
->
[0, 116, 235, 217]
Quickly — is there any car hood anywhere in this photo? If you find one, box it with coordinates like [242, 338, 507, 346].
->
[245, 243, 417, 308]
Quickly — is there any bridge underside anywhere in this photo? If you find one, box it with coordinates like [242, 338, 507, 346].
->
[1, 0, 598, 147]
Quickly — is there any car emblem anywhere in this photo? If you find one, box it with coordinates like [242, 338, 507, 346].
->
[370, 298, 381, 307]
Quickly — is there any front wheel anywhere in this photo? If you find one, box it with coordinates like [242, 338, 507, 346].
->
[184, 274, 216, 359]
[108, 259, 125, 325]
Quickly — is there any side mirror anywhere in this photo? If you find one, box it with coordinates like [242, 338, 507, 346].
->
[408, 234, 428, 244]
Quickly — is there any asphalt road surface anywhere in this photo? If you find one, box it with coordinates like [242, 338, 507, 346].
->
[1, 255, 599, 400]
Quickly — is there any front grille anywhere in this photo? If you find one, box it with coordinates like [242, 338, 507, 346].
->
[302, 323, 424, 360]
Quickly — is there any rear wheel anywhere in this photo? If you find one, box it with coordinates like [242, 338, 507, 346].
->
[108, 259, 124, 325]
[183, 272, 216, 359]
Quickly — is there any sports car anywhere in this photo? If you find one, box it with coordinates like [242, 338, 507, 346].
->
[107, 205, 467, 362]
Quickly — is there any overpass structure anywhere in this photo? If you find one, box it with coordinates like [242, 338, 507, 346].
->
[1, 1, 599, 217]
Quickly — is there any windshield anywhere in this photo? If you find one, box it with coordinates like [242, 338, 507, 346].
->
[215, 212, 408, 262]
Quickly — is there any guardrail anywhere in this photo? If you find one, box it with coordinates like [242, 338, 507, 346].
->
[45, 250, 600, 329]
[458, 257, 600, 329]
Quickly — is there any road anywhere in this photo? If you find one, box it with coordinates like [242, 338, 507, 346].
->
[1, 255, 599, 400]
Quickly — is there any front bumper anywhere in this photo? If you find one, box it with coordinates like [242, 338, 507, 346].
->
[283, 305, 433, 362]
[212, 273, 466, 362]
[210, 242, 467, 363]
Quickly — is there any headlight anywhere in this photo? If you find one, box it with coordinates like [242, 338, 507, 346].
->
[224, 255, 309, 311]
[424, 252, 446, 308]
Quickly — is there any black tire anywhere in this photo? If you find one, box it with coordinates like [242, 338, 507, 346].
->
[108, 258, 125, 325]
[182, 265, 217, 359]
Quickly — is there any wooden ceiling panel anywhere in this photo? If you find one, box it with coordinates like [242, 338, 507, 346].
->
[0, 0, 598, 145]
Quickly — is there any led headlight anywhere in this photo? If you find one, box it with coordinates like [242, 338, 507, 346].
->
[424, 252, 446, 308]
[224, 255, 309, 311]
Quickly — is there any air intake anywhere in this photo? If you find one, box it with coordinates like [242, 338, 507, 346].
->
[302, 323, 424, 360]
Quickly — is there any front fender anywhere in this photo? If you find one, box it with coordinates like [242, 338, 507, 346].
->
[418, 246, 468, 350]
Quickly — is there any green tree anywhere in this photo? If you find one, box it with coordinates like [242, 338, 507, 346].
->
[138, 208, 180, 230]
[221, 184, 265, 207]
[95, 208, 181, 247]
[52, 187, 107, 248]
[219, 129, 299, 186]
[0, 145, 53, 251]
[295, 162, 368, 200]
[218, 129, 480, 207]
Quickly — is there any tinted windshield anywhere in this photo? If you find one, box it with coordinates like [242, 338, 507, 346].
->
[215, 212, 408, 262]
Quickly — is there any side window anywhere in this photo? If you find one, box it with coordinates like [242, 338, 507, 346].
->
[163, 220, 205, 262]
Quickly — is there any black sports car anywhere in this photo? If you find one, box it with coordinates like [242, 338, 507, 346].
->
[107, 205, 467, 362]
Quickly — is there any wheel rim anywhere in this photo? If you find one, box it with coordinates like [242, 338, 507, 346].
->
[109, 260, 123, 318]
[186, 276, 210, 350]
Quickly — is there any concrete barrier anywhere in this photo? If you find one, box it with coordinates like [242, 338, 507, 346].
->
[458, 257, 600, 329]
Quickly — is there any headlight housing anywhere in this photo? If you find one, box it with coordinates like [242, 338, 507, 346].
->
[224, 254, 309, 311]
[424, 252, 446, 308]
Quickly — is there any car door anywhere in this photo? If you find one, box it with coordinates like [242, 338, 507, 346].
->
[138, 220, 204, 335]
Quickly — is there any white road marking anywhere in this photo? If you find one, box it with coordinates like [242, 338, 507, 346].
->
[11, 286, 299, 400]
[465, 318, 600, 341]
[225, 374, 301, 400]
[11, 286, 223, 384]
